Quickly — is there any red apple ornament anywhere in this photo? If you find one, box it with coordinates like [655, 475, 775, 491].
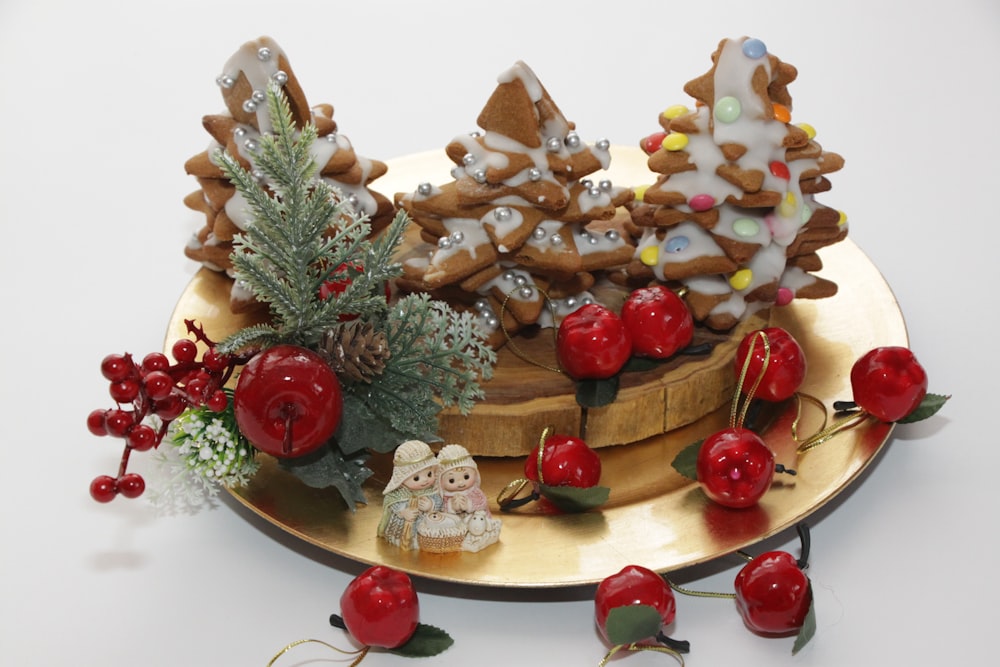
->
[621, 285, 694, 359]
[233, 344, 342, 458]
[850, 346, 928, 422]
[556, 303, 631, 380]
[735, 550, 812, 636]
[338, 566, 420, 649]
[596, 565, 688, 653]
[696, 427, 775, 508]
[735, 327, 806, 402]
[524, 433, 602, 489]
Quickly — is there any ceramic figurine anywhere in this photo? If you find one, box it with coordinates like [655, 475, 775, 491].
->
[377, 441, 501, 553]
[377, 440, 442, 550]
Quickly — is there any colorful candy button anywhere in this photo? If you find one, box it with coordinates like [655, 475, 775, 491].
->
[729, 269, 753, 291]
[663, 104, 690, 120]
[642, 131, 667, 154]
[732, 217, 761, 238]
[769, 161, 790, 180]
[640, 245, 659, 266]
[689, 193, 715, 212]
[838, 210, 848, 226]
[772, 103, 791, 123]
[777, 192, 797, 217]
[742, 38, 767, 59]
[796, 122, 817, 140]
[801, 204, 812, 224]
[776, 287, 794, 306]
[662, 132, 689, 151]
[665, 236, 690, 253]
[633, 184, 649, 202]
[714, 96, 742, 123]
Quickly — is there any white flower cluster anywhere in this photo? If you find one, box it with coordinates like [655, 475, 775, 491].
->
[169, 408, 259, 486]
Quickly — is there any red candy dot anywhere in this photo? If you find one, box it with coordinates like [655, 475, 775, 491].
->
[689, 194, 715, 212]
[769, 161, 790, 180]
[642, 131, 667, 155]
[776, 287, 794, 306]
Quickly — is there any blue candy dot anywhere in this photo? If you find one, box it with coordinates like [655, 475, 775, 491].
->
[665, 236, 690, 253]
[742, 38, 767, 59]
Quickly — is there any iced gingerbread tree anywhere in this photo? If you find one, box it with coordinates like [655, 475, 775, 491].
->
[626, 36, 847, 331]
[396, 61, 635, 347]
[183, 36, 395, 313]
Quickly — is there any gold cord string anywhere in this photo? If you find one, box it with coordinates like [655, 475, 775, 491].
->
[730, 330, 771, 429]
[499, 286, 564, 374]
[667, 579, 737, 600]
[496, 426, 553, 509]
[789, 392, 830, 444]
[266, 639, 369, 667]
[598, 643, 685, 667]
[796, 409, 873, 454]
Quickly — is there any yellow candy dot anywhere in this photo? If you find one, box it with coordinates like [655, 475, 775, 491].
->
[777, 192, 797, 217]
[796, 122, 817, 140]
[662, 104, 689, 120]
[662, 132, 689, 151]
[838, 210, 848, 226]
[729, 269, 753, 291]
[640, 245, 660, 267]
[773, 103, 791, 123]
[633, 184, 649, 202]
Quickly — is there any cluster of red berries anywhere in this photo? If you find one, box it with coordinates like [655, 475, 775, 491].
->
[556, 285, 694, 380]
[86, 324, 242, 503]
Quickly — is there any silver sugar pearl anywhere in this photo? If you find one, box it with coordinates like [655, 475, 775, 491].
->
[450, 230, 465, 244]
[550, 233, 563, 246]
[502, 270, 516, 281]
[519, 286, 534, 299]
[605, 229, 620, 241]
[462, 153, 477, 166]
[272, 70, 288, 85]
[513, 275, 527, 286]
[243, 138, 259, 152]
[438, 237, 453, 250]
[599, 179, 613, 191]
[588, 187, 602, 198]
[347, 194, 359, 207]
[474, 299, 490, 311]
[217, 75, 235, 89]
[582, 296, 594, 305]
[596, 138, 610, 151]
[473, 169, 487, 183]
[252, 169, 266, 181]
[532, 227, 546, 240]
[252, 89, 266, 103]
[469, 131, 482, 137]
[326, 132, 338, 142]
[242, 99, 258, 113]
[257, 47, 272, 61]
[234, 127, 247, 138]
[565, 296, 578, 308]
[485, 315, 499, 329]
[581, 179, 593, 188]
[528, 168, 542, 182]
[565, 132, 581, 148]
[546, 137, 562, 152]
[493, 206, 512, 222]
[417, 182, 433, 196]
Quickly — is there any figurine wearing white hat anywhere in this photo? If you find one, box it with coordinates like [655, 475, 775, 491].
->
[377, 440, 442, 550]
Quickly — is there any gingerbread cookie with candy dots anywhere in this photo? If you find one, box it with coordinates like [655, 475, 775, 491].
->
[395, 61, 635, 347]
[183, 36, 395, 313]
[626, 36, 848, 331]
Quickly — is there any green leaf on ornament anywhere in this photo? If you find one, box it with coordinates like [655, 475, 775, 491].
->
[538, 483, 610, 512]
[792, 582, 816, 655]
[671, 439, 703, 481]
[576, 376, 619, 408]
[622, 356, 662, 373]
[389, 623, 454, 658]
[605, 604, 663, 646]
[336, 392, 437, 456]
[278, 444, 372, 509]
[897, 393, 951, 424]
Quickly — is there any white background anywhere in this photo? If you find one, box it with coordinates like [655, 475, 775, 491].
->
[1, 1, 997, 665]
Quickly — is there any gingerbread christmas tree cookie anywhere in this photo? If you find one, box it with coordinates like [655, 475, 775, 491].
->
[628, 37, 847, 330]
[396, 61, 635, 347]
[183, 36, 395, 313]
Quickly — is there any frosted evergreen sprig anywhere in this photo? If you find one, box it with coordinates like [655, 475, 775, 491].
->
[213, 83, 404, 354]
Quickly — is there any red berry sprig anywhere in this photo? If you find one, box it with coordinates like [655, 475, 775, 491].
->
[86, 319, 249, 502]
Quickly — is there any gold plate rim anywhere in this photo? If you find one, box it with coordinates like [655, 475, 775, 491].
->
[167, 147, 907, 588]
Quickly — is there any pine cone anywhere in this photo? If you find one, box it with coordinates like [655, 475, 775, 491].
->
[319, 321, 391, 383]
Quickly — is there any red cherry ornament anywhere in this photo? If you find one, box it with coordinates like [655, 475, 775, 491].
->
[734, 550, 812, 636]
[696, 427, 775, 508]
[735, 327, 806, 402]
[850, 346, 928, 422]
[595, 565, 678, 646]
[556, 303, 632, 380]
[621, 285, 694, 359]
[233, 344, 342, 458]
[338, 565, 419, 649]
[524, 433, 602, 489]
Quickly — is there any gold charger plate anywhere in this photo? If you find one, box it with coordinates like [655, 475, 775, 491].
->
[166, 147, 906, 588]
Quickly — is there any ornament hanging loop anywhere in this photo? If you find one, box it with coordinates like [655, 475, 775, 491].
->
[499, 286, 563, 374]
[598, 642, 685, 667]
[731, 330, 771, 429]
[266, 639, 370, 667]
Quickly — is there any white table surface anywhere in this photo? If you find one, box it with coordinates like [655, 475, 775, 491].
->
[2, 1, 997, 664]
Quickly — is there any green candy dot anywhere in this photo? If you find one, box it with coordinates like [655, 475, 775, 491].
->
[732, 217, 760, 237]
[714, 96, 742, 123]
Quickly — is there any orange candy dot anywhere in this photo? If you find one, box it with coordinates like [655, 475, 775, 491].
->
[772, 103, 791, 123]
